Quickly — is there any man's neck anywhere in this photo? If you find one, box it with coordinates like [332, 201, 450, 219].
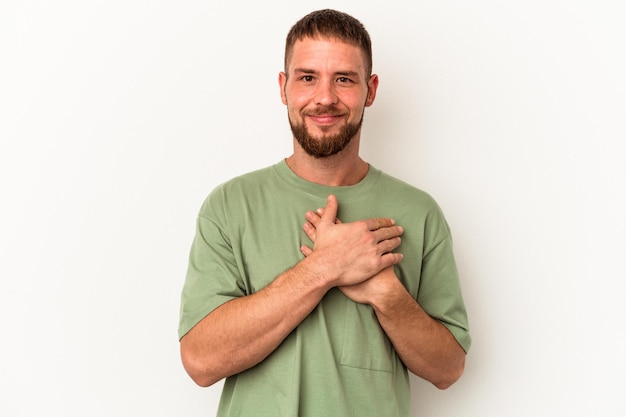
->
[285, 141, 369, 187]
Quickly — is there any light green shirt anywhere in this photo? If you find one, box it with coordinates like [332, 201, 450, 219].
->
[179, 160, 471, 417]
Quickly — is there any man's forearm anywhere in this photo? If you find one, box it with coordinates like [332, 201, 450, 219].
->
[180, 256, 331, 387]
[370, 276, 466, 389]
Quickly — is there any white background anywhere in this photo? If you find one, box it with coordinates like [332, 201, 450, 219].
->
[1, 1, 625, 416]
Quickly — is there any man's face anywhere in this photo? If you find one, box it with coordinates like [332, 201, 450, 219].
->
[279, 37, 378, 158]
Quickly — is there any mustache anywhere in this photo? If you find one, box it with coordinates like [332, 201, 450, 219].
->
[304, 106, 344, 116]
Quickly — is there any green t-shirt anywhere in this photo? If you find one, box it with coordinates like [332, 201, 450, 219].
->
[179, 160, 471, 417]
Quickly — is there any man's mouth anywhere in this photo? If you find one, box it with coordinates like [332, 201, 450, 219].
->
[309, 114, 340, 124]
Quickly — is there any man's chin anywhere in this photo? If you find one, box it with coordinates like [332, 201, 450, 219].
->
[307, 123, 339, 137]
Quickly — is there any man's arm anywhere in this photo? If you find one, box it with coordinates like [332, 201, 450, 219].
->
[180, 195, 404, 387]
[341, 268, 466, 389]
[180, 255, 334, 387]
[301, 209, 466, 390]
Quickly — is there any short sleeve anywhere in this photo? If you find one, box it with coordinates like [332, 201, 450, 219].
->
[418, 210, 472, 353]
[178, 194, 246, 340]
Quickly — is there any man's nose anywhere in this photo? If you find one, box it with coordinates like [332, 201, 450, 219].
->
[314, 80, 338, 106]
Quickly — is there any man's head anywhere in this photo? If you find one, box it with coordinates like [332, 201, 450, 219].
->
[280, 10, 378, 159]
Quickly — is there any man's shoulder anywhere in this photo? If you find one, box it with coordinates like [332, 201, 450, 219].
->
[199, 163, 280, 212]
[375, 168, 439, 207]
[206, 164, 280, 199]
[221, 164, 277, 188]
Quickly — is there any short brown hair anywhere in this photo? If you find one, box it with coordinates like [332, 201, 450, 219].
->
[284, 9, 373, 77]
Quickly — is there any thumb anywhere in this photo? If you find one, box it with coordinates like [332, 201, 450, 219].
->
[320, 194, 338, 225]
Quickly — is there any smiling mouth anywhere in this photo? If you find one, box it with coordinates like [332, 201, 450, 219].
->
[309, 114, 340, 124]
[305, 108, 345, 123]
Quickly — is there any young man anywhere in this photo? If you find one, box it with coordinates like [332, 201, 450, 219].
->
[179, 9, 471, 416]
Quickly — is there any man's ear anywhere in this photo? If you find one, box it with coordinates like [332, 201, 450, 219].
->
[278, 72, 288, 105]
[365, 74, 379, 107]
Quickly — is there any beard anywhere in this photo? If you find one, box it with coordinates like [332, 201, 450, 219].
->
[289, 107, 363, 158]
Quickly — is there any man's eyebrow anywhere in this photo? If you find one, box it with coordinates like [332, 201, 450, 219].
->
[292, 68, 360, 77]
[292, 68, 316, 74]
[334, 70, 359, 77]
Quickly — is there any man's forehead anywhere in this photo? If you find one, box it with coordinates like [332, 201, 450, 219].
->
[291, 35, 359, 51]
[287, 37, 366, 72]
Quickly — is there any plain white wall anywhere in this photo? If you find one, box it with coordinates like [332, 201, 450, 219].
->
[1, 1, 624, 416]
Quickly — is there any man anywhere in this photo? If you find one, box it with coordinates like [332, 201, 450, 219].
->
[179, 9, 470, 417]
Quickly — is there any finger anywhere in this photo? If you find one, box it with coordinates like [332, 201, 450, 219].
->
[380, 252, 404, 268]
[305, 210, 322, 228]
[302, 221, 317, 241]
[300, 245, 313, 257]
[377, 236, 402, 254]
[373, 225, 404, 242]
[364, 217, 396, 231]
[316, 207, 342, 224]
[320, 194, 339, 225]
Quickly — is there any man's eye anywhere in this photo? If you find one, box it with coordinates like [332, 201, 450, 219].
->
[302, 75, 314, 82]
[337, 77, 351, 83]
